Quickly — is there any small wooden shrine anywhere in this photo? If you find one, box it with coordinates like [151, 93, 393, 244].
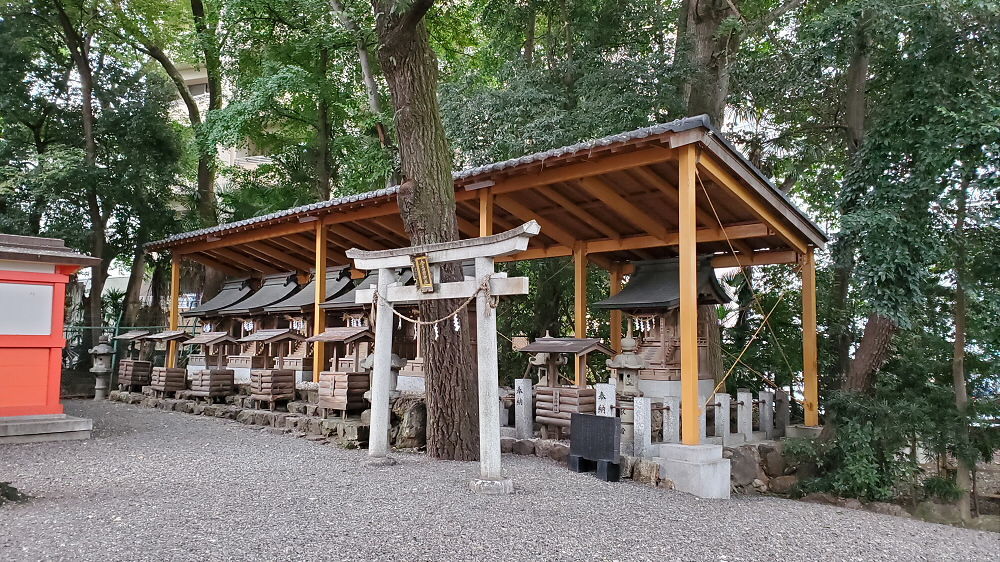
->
[113, 330, 152, 391]
[216, 274, 301, 377]
[234, 328, 304, 384]
[594, 257, 730, 399]
[141, 330, 192, 397]
[309, 326, 375, 418]
[182, 331, 238, 376]
[263, 266, 353, 380]
[518, 336, 614, 438]
[181, 278, 253, 337]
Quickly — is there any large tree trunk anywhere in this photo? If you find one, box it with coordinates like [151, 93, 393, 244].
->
[829, 18, 870, 381]
[56, 2, 104, 352]
[123, 240, 147, 325]
[371, 0, 479, 461]
[676, 0, 739, 125]
[190, 0, 221, 227]
[843, 312, 894, 392]
[952, 175, 972, 521]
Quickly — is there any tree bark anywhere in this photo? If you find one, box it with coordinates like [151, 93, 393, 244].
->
[843, 312, 895, 392]
[190, 0, 221, 227]
[123, 244, 146, 324]
[523, 1, 536, 66]
[952, 175, 972, 521]
[371, 0, 479, 461]
[676, 0, 740, 125]
[55, 1, 105, 350]
[829, 18, 870, 381]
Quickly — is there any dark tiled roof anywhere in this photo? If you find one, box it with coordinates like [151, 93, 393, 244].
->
[148, 114, 827, 250]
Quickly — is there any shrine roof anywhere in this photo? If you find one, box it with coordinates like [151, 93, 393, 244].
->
[518, 337, 614, 357]
[184, 332, 238, 346]
[148, 115, 827, 275]
[264, 267, 353, 314]
[113, 330, 150, 341]
[306, 326, 373, 343]
[593, 257, 731, 312]
[182, 279, 253, 318]
[142, 330, 191, 342]
[216, 273, 300, 316]
[0, 234, 100, 267]
[238, 328, 304, 343]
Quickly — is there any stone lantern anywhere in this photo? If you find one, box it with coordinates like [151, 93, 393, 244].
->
[89, 334, 115, 401]
[606, 323, 645, 397]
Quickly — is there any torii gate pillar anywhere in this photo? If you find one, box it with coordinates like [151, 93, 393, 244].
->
[349, 221, 540, 494]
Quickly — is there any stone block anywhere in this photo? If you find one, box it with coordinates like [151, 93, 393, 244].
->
[534, 439, 555, 458]
[306, 417, 325, 436]
[252, 411, 272, 426]
[236, 410, 255, 425]
[512, 439, 535, 456]
[284, 416, 301, 430]
[656, 445, 731, 499]
[633, 397, 652, 458]
[633, 459, 660, 486]
[514, 379, 534, 440]
[0, 414, 93, 444]
[661, 396, 680, 443]
[548, 443, 570, 463]
[500, 437, 515, 453]
[726, 444, 762, 488]
[619, 455, 638, 479]
[768, 475, 798, 494]
[192, 403, 207, 416]
[305, 404, 318, 417]
[786, 424, 823, 439]
[759, 442, 787, 478]
[220, 406, 241, 419]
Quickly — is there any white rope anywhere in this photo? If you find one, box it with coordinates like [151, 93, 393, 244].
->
[371, 274, 498, 327]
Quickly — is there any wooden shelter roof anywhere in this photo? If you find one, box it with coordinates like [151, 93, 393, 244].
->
[148, 115, 826, 273]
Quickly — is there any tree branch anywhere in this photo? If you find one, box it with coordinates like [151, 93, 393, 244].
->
[763, 0, 804, 26]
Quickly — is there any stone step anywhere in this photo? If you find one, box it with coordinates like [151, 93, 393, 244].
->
[0, 414, 93, 444]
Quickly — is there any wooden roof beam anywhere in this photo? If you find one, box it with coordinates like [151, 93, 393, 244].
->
[186, 252, 245, 277]
[535, 186, 622, 241]
[486, 145, 675, 195]
[207, 247, 281, 274]
[243, 242, 312, 272]
[697, 155, 808, 254]
[575, 176, 671, 242]
[627, 166, 717, 229]
[328, 224, 390, 251]
[494, 195, 579, 248]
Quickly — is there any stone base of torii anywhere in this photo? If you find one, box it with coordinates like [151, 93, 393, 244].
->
[347, 221, 540, 494]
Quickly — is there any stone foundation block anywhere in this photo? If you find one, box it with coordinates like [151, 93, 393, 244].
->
[512, 439, 535, 456]
[656, 444, 731, 499]
[548, 443, 570, 463]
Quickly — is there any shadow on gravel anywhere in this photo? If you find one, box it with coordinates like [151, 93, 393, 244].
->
[0, 482, 31, 506]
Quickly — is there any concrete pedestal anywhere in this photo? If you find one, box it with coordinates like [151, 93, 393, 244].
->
[469, 477, 514, 495]
[0, 414, 93, 444]
[785, 424, 823, 439]
[654, 443, 731, 499]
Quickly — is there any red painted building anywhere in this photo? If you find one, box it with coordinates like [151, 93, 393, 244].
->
[0, 234, 99, 443]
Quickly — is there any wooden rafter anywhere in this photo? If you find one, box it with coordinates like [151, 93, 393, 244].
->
[494, 195, 578, 248]
[185, 252, 243, 276]
[575, 176, 671, 242]
[328, 224, 389, 251]
[485, 145, 674, 195]
[206, 247, 280, 273]
[535, 185, 621, 240]
[697, 154, 808, 253]
[244, 242, 311, 272]
[627, 165, 716, 229]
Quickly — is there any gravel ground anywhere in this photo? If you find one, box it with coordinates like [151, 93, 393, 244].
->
[1, 401, 996, 562]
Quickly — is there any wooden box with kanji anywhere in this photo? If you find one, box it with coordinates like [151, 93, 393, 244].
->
[535, 386, 596, 437]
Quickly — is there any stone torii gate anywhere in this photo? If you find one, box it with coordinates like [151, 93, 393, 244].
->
[347, 221, 540, 494]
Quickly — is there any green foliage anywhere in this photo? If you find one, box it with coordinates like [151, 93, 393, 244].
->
[921, 476, 964, 503]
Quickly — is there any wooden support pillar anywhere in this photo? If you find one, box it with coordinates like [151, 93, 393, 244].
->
[479, 188, 494, 237]
[802, 247, 819, 426]
[610, 263, 623, 353]
[678, 145, 700, 445]
[313, 222, 328, 382]
[573, 242, 587, 386]
[167, 253, 180, 368]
